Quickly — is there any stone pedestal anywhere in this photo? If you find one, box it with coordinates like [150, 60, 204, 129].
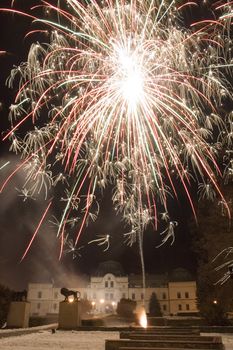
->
[58, 301, 82, 329]
[7, 301, 30, 328]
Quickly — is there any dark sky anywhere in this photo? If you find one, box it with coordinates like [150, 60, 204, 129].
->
[0, 0, 199, 290]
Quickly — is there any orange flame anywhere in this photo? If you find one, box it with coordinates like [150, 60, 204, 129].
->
[139, 307, 147, 328]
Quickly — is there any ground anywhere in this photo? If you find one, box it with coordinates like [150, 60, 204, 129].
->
[1, 331, 233, 350]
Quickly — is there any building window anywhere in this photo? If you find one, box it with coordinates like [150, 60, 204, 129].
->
[178, 304, 182, 311]
[186, 304, 190, 311]
[84, 292, 87, 299]
[122, 293, 126, 299]
[105, 293, 109, 300]
[110, 293, 114, 300]
[110, 281, 114, 288]
[132, 293, 135, 300]
[185, 292, 189, 298]
[53, 303, 57, 310]
[177, 292, 181, 299]
[163, 304, 167, 311]
[38, 291, 42, 299]
[141, 293, 144, 300]
[37, 303, 41, 309]
[105, 281, 108, 288]
[162, 292, 166, 299]
[54, 292, 58, 299]
[93, 293, 96, 299]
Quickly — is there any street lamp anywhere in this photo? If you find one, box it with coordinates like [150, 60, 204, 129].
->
[91, 301, 96, 313]
[111, 301, 116, 313]
[68, 295, 74, 303]
[100, 298, 105, 313]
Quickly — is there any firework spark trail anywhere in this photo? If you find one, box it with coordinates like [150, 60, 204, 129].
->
[213, 247, 233, 285]
[156, 221, 178, 248]
[20, 200, 52, 261]
[0, 161, 10, 171]
[88, 234, 110, 252]
[1, 1, 233, 288]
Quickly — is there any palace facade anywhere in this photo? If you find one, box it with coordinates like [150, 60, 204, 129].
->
[27, 261, 198, 316]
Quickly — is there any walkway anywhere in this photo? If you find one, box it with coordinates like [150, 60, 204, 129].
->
[1, 330, 233, 350]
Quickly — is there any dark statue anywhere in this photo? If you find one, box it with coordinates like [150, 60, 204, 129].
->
[60, 287, 80, 301]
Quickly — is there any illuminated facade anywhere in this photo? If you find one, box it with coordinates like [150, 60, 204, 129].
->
[27, 263, 198, 316]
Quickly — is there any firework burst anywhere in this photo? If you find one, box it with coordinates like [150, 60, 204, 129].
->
[1, 0, 233, 266]
[213, 247, 233, 285]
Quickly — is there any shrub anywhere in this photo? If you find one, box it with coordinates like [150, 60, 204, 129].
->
[201, 301, 230, 326]
[116, 298, 136, 318]
[149, 292, 162, 316]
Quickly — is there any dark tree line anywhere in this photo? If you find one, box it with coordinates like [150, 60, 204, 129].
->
[0, 284, 13, 328]
[190, 184, 233, 325]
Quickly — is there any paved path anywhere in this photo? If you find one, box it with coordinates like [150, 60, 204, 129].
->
[0, 330, 119, 350]
[1, 330, 233, 350]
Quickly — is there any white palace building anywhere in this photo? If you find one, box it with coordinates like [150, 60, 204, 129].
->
[27, 261, 198, 316]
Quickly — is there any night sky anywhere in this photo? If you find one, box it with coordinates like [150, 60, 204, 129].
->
[0, 0, 211, 290]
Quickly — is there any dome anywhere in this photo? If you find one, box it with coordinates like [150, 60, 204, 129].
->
[94, 260, 124, 277]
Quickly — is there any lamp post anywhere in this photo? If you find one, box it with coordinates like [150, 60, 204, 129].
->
[111, 301, 116, 313]
[100, 298, 105, 313]
[91, 301, 96, 314]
